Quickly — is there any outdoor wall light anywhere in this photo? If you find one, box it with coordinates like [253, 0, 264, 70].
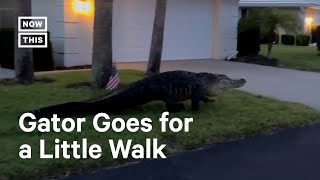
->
[73, 0, 92, 15]
[305, 17, 314, 25]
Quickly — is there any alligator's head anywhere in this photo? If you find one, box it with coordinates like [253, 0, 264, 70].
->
[198, 73, 246, 96]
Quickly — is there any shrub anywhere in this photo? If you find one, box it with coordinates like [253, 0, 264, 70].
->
[0, 28, 54, 71]
[311, 26, 318, 43]
[281, 34, 295, 45]
[315, 26, 320, 52]
[33, 32, 55, 71]
[0, 29, 14, 69]
[237, 19, 261, 57]
[295, 34, 311, 46]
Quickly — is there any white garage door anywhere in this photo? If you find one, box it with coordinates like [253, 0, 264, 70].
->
[113, 0, 156, 62]
[162, 0, 213, 60]
[113, 0, 213, 62]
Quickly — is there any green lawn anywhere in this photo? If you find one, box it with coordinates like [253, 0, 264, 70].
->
[260, 44, 320, 72]
[1, 70, 320, 180]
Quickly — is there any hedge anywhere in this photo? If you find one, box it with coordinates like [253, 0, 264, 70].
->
[0, 29, 14, 69]
[237, 19, 260, 56]
[0, 28, 54, 71]
[281, 34, 295, 45]
[295, 34, 311, 46]
[315, 26, 320, 50]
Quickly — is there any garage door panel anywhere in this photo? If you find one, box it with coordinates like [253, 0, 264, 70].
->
[113, 0, 156, 62]
[114, 47, 149, 61]
[162, 0, 213, 60]
[113, 0, 213, 62]
[116, 28, 151, 47]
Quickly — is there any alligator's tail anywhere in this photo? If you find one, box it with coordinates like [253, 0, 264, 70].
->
[29, 101, 100, 118]
[28, 87, 139, 118]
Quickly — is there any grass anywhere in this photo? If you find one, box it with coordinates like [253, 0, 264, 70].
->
[260, 44, 320, 72]
[1, 70, 320, 180]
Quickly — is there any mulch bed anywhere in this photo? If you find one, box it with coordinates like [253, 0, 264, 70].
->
[56, 65, 92, 70]
[231, 55, 279, 67]
[0, 77, 55, 86]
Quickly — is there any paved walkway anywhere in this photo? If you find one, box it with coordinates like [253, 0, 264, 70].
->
[62, 123, 320, 180]
[3, 60, 319, 110]
[0, 68, 14, 79]
[117, 60, 320, 110]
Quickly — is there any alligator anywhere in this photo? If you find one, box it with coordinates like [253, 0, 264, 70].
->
[31, 71, 246, 118]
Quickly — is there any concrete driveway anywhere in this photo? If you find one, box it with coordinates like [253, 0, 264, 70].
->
[2, 60, 319, 109]
[0, 68, 14, 79]
[117, 60, 320, 110]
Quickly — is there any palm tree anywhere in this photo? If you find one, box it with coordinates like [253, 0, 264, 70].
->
[15, 0, 34, 84]
[146, 0, 167, 75]
[91, 0, 113, 88]
[240, 8, 302, 59]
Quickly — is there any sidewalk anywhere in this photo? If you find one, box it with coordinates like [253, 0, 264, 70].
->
[2, 60, 320, 110]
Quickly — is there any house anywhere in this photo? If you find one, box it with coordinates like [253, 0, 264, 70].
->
[239, 0, 320, 35]
[1, 0, 240, 67]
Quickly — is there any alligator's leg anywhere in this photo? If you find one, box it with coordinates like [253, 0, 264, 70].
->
[163, 95, 185, 112]
[191, 86, 206, 111]
[158, 87, 185, 113]
[166, 101, 185, 113]
[191, 98, 200, 111]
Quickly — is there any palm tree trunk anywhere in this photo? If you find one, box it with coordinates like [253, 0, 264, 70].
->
[92, 0, 113, 88]
[267, 26, 275, 59]
[15, 0, 34, 84]
[146, 0, 167, 75]
[267, 43, 273, 59]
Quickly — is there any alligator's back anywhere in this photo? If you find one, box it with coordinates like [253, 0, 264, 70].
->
[93, 71, 200, 108]
[32, 71, 201, 117]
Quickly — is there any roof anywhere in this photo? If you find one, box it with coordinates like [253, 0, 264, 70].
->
[239, 0, 320, 8]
